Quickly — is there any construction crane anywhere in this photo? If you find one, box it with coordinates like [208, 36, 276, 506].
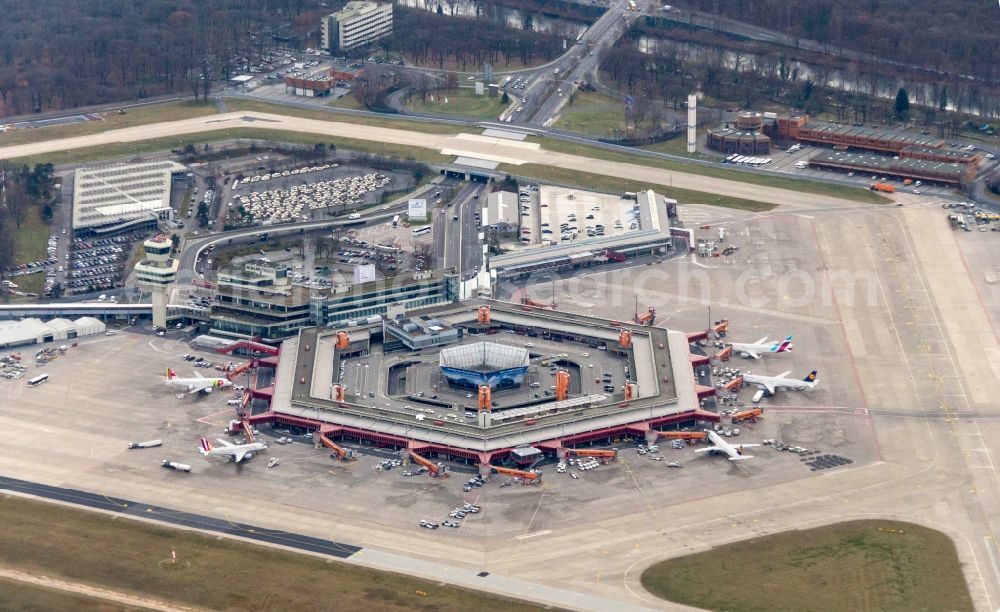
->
[489, 465, 541, 482]
[555, 370, 570, 401]
[731, 407, 763, 423]
[319, 434, 353, 460]
[408, 450, 446, 477]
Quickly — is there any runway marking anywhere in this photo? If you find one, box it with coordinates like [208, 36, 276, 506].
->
[515, 530, 551, 540]
[196, 408, 233, 426]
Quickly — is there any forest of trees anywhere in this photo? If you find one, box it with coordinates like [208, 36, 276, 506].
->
[0, 0, 572, 116]
[668, 0, 999, 85]
[0, 0, 326, 116]
[387, 7, 567, 70]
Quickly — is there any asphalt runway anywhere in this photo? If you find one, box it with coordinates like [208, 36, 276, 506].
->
[0, 475, 362, 559]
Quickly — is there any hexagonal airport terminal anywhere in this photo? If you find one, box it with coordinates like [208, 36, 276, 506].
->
[248, 300, 717, 463]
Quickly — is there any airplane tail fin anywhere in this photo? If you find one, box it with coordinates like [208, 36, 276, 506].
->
[803, 370, 818, 383]
[166, 368, 176, 380]
[774, 336, 793, 352]
[199, 437, 213, 454]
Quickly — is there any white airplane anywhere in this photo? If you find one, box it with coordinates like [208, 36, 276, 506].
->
[165, 368, 233, 394]
[199, 437, 267, 463]
[694, 430, 761, 461]
[743, 369, 818, 395]
[730, 335, 793, 359]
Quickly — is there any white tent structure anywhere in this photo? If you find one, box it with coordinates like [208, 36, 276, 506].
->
[0, 317, 107, 349]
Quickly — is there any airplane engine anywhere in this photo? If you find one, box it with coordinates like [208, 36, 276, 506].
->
[244, 452, 253, 461]
[205, 387, 213, 394]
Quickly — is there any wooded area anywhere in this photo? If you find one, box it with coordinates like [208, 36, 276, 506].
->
[669, 0, 999, 84]
[0, 0, 572, 116]
[388, 7, 567, 70]
[0, 0, 324, 116]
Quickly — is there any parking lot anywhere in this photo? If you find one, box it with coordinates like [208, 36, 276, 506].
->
[538, 185, 641, 243]
[219, 162, 411, 228]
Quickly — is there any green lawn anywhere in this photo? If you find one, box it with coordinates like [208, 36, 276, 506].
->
[641, 520, 974, 612]
[406, 87, 508, 120]
[223, 98, 469, 135]
[327, 94, 365, 110]
[500, 163, 775, 211]
[9, 127, 453, 167]
[0, 101, 217, 147]
[0, 577, 135, 611]
[533, 136, 891, 204]
[0, 496, 544, 612]
[555, 92, 630, 138]
[12, 207, 51, 264]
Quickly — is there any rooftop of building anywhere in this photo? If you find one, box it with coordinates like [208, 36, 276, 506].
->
[485, 191, 520, 226]
[331, 0, 389, 19]
[808, 149, 970, 177]
[268, 300, 689, 451]
[384, 314, 454, 338]
[799, 121, 945, 148]
[707, 126, 770, 140]
[439, 341, 530, 372]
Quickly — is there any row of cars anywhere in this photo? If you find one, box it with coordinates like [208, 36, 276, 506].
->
[232, 163, 339, 188]
[420, 502, 481, 530]
[234, 172, 389, 224]
[65, 234, 139, 294]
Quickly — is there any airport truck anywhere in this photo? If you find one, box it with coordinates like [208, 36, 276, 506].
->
[128, 439, 163, 449]
[161, 460, 192, 472]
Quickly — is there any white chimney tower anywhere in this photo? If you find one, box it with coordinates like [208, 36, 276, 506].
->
[687, 93, 697, 154]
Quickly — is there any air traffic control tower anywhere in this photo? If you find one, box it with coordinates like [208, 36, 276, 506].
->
[134, 235, 178, 329]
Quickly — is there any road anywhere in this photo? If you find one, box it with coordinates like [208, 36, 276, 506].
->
[523, 0, 646, 126]
[181, 179, 444, 278]
[437, 182, 485, 280]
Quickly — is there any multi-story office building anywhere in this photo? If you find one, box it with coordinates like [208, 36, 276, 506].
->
[321, 2, 393, 53]
[73, 161, 186, 236]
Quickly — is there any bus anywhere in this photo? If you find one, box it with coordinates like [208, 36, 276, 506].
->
[412, 226, 431, 237]
[392, 215, 400, 228]
[27, 373, 49, 387]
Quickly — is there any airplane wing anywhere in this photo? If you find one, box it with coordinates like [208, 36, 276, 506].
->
[187, 384, 203, 395]
[234, 450, 248, 463]
[693, 447, 714, 454]
[776, 371, 792, 379]
[736, 444, 762, 449]
[729, 455, 753, 461]
[193, 371, 205, 378]
[745, 350, 760, 359]
[214, 438, 235, 448]
[755, 336, 768, 345]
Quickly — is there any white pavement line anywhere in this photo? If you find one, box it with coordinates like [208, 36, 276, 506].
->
[515, 530, 551, 540]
